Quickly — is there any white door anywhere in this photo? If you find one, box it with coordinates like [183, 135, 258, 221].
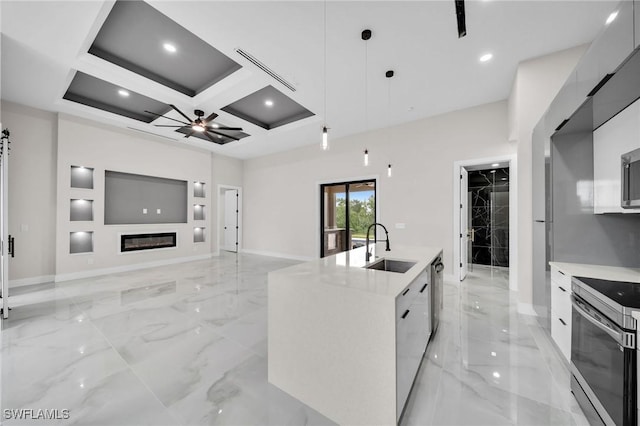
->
[223, 190, 238, 252]
[460, 167, 469, 281]
[1, 129, 9, 319]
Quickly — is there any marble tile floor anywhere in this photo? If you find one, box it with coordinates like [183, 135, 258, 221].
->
[0, 253, 587, 425]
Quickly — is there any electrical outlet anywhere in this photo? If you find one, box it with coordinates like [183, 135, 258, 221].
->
[395, 223, 406, 229]
[143, 208, 148, 214]
[20, 224, 29, 232]
[87, 258, 94, 265]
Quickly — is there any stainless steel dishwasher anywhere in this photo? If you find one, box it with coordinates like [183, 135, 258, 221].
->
[430, 256, 444, 336]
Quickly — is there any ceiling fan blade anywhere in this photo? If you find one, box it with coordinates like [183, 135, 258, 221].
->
[213, 126, 243, 131]
[154, 124, 184, 128]
[204, 112, 218, 123]
[184, 130, 195, 139]
[144, 110, 190, 125]
[207, 129, 240, 141]
[203, 131, 222, 144]
[169, 104, 194, 123]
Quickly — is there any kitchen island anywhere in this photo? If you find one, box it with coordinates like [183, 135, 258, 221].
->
[268, 243, 443, 425]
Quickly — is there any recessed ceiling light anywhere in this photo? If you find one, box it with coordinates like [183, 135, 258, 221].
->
[606, 11, 618, 25]
[264, 99, 274, 107]
[479, 53, 493, 63]
[490, 170, 496, 173]
[491, 163, 499, 167]
[163, 42, 177, 53]
[118, 89, 130, 97]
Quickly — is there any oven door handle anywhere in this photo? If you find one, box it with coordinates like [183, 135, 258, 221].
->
[570, 295, 625, 346]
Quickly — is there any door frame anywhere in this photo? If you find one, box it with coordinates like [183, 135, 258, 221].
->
[452, 154, 518, 291]
[216, 184, 242, 255]
[316, 174, 380, 259]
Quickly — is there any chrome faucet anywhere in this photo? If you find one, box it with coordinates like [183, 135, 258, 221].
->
[365, 223, 391, 262]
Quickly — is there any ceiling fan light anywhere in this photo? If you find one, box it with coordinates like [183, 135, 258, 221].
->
[192, 124, 205, 132]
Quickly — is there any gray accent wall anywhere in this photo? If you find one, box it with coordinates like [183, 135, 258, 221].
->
[104, 171, 188, 225]
[552, 126, 640, 267]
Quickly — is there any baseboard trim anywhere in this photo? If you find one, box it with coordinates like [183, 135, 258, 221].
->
[517, 302, 538, 316]
[240, 248, 314, 262]
[54, 254, 213, 283]
[9, 275, 55, 288]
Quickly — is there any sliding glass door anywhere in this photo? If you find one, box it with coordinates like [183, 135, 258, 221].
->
[320, 179, 376, 258]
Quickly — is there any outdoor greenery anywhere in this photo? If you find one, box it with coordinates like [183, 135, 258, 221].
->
[335, 194, 375, 238]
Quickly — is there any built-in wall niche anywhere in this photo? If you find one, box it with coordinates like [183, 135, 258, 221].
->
[194, 204, 205, 221]
[70, 166, 94, 189]
[70, 231, 93, 254]
[194, 227, 205, 243]
[70, 199, 94, 221]
[194, 181, 206, 198]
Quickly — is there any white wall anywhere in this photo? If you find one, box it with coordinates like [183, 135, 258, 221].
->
[0, 102, 244, 284]
[243, 101, 514, 274]
[508, 45, 587, 311]
[56, 114, 215, 279]
[2, 101, 57, 285]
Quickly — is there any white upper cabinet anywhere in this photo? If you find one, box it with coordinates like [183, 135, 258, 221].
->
[593, 98, 640, 213]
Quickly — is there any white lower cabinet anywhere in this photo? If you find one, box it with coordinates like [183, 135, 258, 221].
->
[396, 268, 431, 422]
[550, 266, 572, 361]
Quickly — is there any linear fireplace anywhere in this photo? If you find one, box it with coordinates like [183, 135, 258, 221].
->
[120, 232, 177, 252]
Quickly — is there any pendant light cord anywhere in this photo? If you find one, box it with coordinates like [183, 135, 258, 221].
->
[323, 0, 327, 125]
[364, 35, 368, 132]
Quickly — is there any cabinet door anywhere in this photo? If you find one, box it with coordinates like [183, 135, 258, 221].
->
[551, 310, 572, 361]
[593, 98, 640, 213]
[396, 302, 413, 421]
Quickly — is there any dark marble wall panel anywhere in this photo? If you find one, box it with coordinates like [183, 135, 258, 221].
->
[468, 168, 510, 267]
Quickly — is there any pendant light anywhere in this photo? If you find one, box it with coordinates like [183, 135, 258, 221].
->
[321, 1, 329, 150]
[386, 70, 394, 178]
[362, 29, 371, 166]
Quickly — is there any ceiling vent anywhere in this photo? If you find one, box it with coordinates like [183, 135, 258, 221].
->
[126, 127, 179, 141]
[236, 48, 296, 92]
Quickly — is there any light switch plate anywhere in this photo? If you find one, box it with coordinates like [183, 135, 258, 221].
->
[143, 208, 148, 214]
[395, 223, 406, 229]
[156, 209, 161, 214]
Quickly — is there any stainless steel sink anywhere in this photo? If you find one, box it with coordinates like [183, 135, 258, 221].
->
[364, 259, 416, 273]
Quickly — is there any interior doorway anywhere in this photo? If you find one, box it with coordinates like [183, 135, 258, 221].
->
[453, 155, 517, 291]
[320, 179, 376, 258]
[217, 185, 241, 254]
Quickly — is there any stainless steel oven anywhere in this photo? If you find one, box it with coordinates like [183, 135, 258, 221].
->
[571, 277, 638, 426]
[621, 147, 640, 208]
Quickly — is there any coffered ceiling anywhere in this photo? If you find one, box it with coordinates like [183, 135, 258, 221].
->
[1, 1, 618, 159]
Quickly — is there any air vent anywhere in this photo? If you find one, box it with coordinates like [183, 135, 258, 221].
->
[555, 119, 569, 132]
[236, 49, 296, 92]
[127, 127, 179, 141]
[587, 73, 615, 97]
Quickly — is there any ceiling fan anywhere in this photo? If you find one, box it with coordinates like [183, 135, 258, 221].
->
[145, 104, 243, 143]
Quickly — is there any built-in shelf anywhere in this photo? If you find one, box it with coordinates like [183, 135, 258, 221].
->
[194, 227, 205, 243]
[70, 231, 93, 254]
[194, 204, 205, 221]
[194, 181, 206, 198]
[71, 165, 94, 189]
[70, 199, 94, 221]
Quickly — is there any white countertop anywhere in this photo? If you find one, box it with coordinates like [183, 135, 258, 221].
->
[269, 243, 442, 298]
[549, 261, 640, 283]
